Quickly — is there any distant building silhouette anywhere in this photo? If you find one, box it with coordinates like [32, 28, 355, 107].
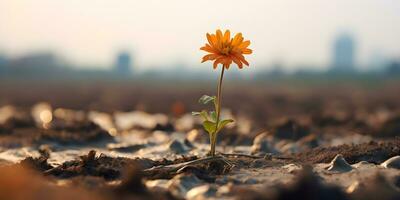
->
[115, 51, 132, 75]
[0, 55, 6, 75]
[386, 61, 400, 75]
[331, 33, 356, 72]
[6, 53, 61, 76]
[0, 51, 138, 79]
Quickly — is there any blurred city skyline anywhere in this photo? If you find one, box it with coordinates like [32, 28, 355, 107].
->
[1, 0, 400, 72]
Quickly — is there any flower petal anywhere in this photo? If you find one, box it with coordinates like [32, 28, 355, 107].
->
[213, 57, 225, 69]
[223, 30, 231, 44]
[242, 48, 253, 54]
[230, 55, 243, 69]
[238, 40, 251, 49]
[216, 29, 223, 40]
[200, 44, 218, 54]
[216, 29, 223, 48]
[201, 54, 220, 63]
[210, 34, 218, 48]
[233, 53, 249, 66]
[223, 59, 232, 69]
[231, 33, 243, 47]
[206, 33, 214, 46]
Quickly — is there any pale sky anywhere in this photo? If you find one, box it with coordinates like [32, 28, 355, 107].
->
[0, 0, 400, 71]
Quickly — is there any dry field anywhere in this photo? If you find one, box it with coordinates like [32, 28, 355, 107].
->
[0, 78, 399, 200]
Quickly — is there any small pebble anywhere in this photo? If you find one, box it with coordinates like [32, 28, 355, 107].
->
[216, 183, 234, 196]
[167, 173, 203, 198]
[327, 154, 352, 172]
[351, 161, 374, 168]
[243, 178, 258, 184]
[186, 129, 202, 143]
[168, 139, 187, 154]
[380, 156, 400, 169]
[186, 185, 217, 199]
[183, 138, 194, 148]
[146, 179, 169, 190]
[251, 133, 276, 154]
[282, 163, 302, 173]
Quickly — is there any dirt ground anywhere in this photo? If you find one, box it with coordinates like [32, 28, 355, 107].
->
[0, 80, 399, 200]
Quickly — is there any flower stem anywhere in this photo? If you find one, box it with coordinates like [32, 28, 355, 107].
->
[210, 132, 216, 157]
[210, 66, 225, 157]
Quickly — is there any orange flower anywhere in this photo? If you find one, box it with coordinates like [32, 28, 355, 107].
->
[200, 29, 252, 69]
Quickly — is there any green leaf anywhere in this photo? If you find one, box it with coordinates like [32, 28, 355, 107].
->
[203, 120, 217, 134]
[209, 111, 217, 122]
[192, 110, 210, 121]
[200, 110, 209, 121]
[217, 119, 234, 133]
[199, 95, 216, 105]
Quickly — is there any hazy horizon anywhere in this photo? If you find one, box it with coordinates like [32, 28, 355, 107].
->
[1, 0, 400, 71]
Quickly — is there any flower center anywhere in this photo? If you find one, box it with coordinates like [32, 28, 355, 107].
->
[220, 43, 232, 55]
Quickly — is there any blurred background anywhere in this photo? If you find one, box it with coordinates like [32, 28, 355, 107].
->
[0, 0, 400, 118]
[1, 2, 400, 199]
